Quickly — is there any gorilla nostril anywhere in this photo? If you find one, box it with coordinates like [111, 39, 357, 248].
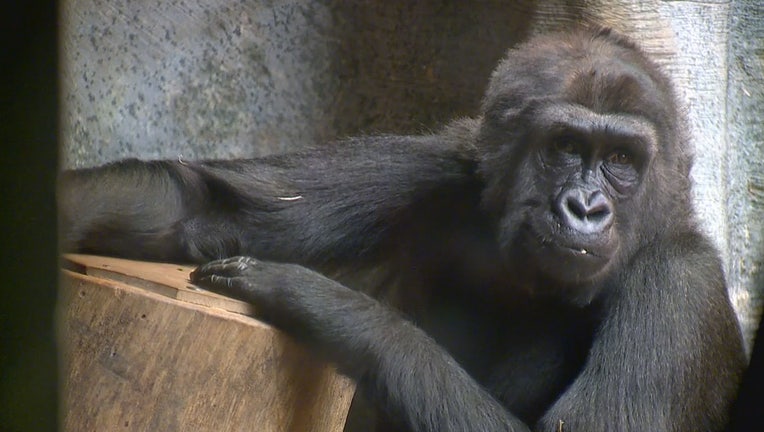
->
[565, 196, 588, 219]
[587, 192, 610, 215]
[557, 189, 614, 233]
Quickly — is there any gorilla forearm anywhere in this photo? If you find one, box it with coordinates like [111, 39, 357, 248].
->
[191, 257, 529, 432]
[59, 159, 205, 261]
[539, 232, 745, 431]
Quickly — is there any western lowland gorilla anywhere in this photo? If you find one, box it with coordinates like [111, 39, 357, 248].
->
[60, 27, 746, 432]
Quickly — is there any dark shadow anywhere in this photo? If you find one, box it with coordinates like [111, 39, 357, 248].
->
[0, 0, 59, 431]
[726, 270, 764, 431]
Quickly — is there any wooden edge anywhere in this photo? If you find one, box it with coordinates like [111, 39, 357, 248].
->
[62, 254, 256, 316]
[60, 269, 271, 329]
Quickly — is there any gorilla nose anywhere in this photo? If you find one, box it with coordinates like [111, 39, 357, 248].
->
[555, 189, 613, 234]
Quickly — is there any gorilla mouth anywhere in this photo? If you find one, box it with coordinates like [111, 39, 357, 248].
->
[538, 242, 610, 283]
[524, 220, 610, 257]
[560, 244, 602, 258]
[519, 222, 614, 283]
[544, 242, 607, 263]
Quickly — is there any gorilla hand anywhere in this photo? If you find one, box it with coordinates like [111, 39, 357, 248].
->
[191, 257, 358, 333]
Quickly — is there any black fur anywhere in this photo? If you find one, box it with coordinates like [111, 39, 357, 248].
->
[61, 27, 746, 432]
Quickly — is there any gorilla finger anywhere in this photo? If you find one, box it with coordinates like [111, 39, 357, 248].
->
[192, 274, 258, 300]
[192, 273, 235, 290]
[218, 256, 259, 266]
[190, 256, 258, 282]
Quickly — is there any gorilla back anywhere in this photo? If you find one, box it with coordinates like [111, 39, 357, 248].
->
[60, 27, 745, 432]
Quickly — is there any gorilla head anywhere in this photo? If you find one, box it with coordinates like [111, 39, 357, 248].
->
[476, 28, 694, 301]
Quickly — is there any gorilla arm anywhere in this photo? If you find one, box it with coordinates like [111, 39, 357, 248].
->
[59, 127, 479, 265]
[190, 256, 531, 432]
[188, 233, 745, 432]
[537, 232, 746, 431]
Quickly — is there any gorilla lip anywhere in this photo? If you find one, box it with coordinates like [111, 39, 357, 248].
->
[560, 244, 601, 258]
[525, 220, 608, 259]
[520, 225, 611, 281]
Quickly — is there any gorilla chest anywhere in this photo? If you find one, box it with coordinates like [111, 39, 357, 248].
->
[419, 293, 596, 423]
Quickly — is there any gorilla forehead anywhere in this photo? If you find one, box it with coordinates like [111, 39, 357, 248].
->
[534, 102, 659, 152]
[563, 58, 663, 118]
[484, 28, 672, 121]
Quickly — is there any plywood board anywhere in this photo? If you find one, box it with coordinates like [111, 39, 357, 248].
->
[59, 256, 355, 432]
[63, 254, 256, 315]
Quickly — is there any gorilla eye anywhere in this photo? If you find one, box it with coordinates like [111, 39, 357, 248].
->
[551, 136, 579, 154]
[605, 150, 633, 166]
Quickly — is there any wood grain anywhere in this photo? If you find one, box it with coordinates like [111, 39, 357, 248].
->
[59, 256, 355, 432]
[63, 254, 256, 315]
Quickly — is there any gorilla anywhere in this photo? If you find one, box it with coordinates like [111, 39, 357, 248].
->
[60, 27, 746, 432]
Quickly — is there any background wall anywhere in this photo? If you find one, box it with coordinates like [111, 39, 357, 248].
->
[61, 1, 764, 353]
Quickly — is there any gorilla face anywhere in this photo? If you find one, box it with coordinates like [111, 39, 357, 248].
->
[477, 29, 671, 292]
[515, 102, 656, 285]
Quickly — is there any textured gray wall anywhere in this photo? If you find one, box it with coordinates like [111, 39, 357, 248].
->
[61, 0, 764, 351]
[724, 1, 764, 356]
[61, 1, 531, 164]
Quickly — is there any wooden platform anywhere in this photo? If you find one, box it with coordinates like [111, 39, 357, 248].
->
[59, 254, 355, 432]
